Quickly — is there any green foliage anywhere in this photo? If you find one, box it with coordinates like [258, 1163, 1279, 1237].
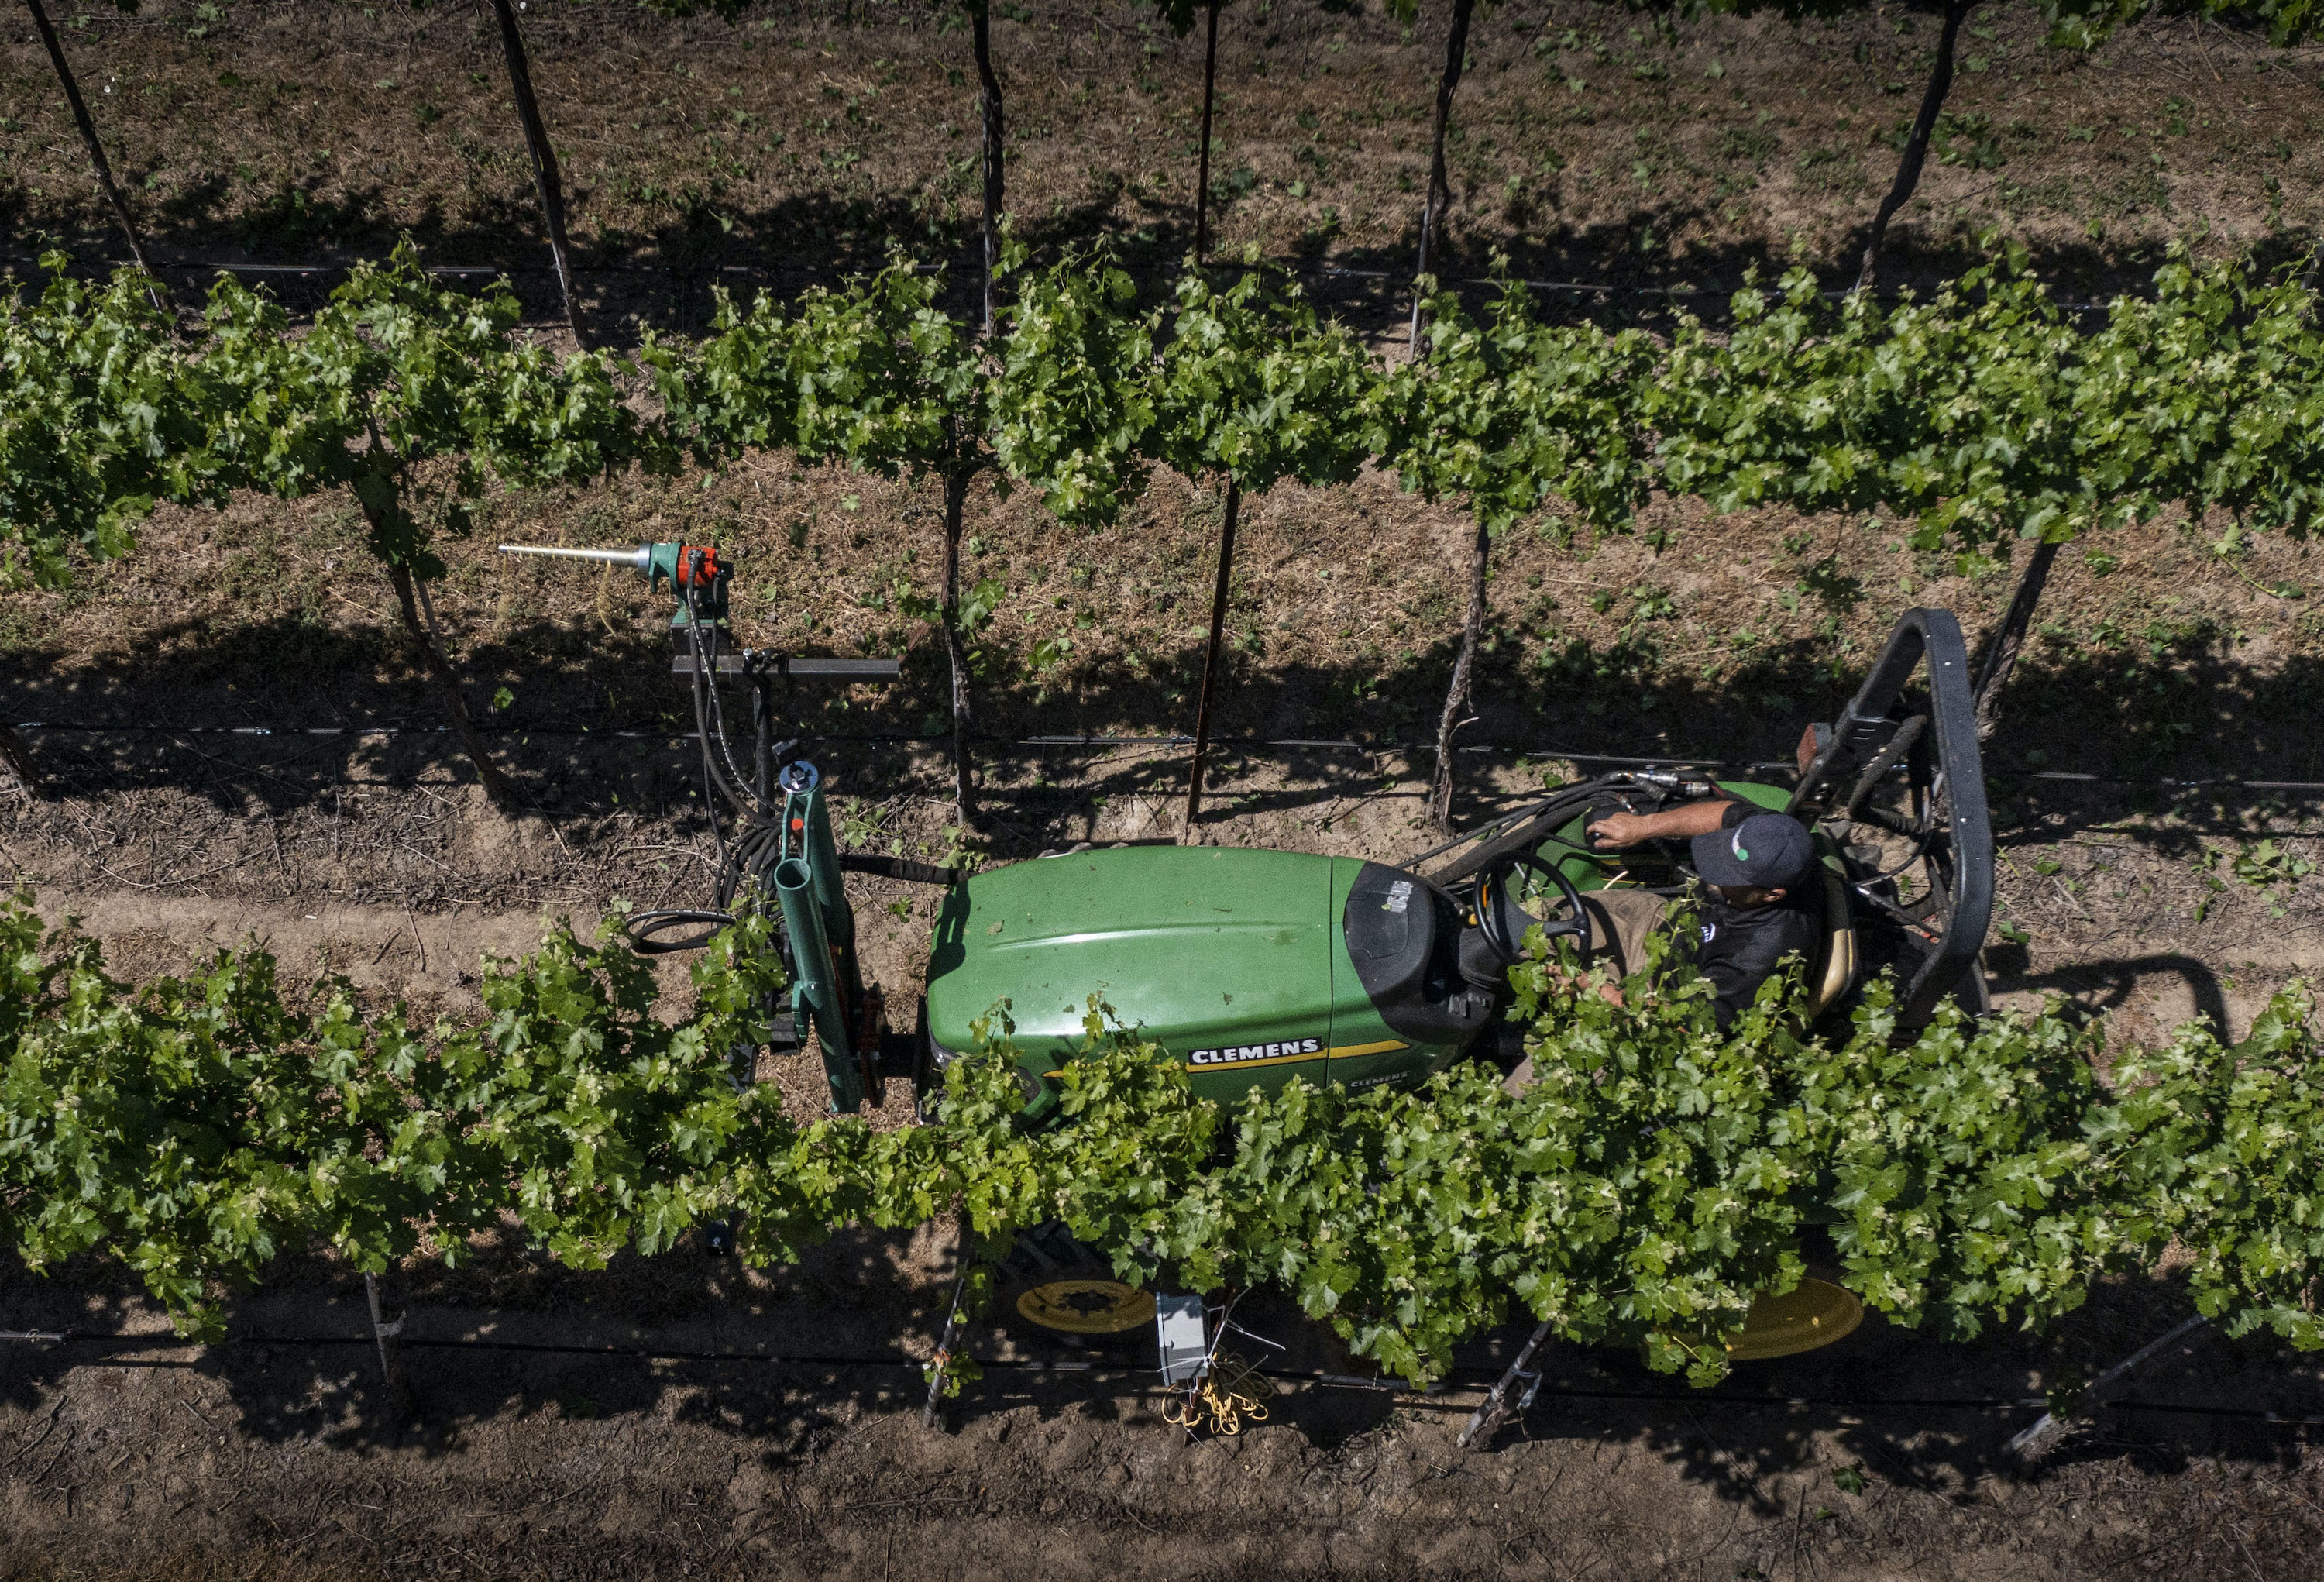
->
[781, 257, 976, 480]
[1372, 273, 1656, 535]
[2073, 246, 2324, 544]
[1648, 246, 2084, 552]
[656, 244, 1163, 545]
[2220, 0, 2324, 47]
[1787, 988, 2153, 1340]
[191, 241, 651, 575]
[410, 906, 786, 1267]
[0, 893, 335, 1337]
[2112, 992, 2324, 1349]
[1155, 0, 1227, 36]
[1648, 242, 2324, 556]
[4, 886, 2324, 1387]
[992, 247, 1159, 528]
[0, 889, 786, 1334]
[1490, 918, 1808, 1381]
[1153, 258, 1377, 497]
[0, 258, 201, 587]
[643, 291, 801, 467]
[20, 235, 2324, 599]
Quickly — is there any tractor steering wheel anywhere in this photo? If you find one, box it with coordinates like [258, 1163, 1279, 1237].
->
[1476, 851, 1590, 964]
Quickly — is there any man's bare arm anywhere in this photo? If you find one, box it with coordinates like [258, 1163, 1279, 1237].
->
[1586, 798, 1735, 850]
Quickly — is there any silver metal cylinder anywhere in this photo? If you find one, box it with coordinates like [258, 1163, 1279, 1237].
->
[495, 543, 650, 572]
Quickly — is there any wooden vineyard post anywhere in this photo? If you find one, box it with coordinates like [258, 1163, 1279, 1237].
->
[940, 463, 978, 825]
[923, 1213, 976, 1430]
[1182, 475, 1241, 837]
[971, 1, 1005, 337]
[487, 0, 583, 338]
[22, 0, 165, 311]
[2009, 1315, 2210, 1465]
[1193, 0, 1221, 263]
[364, 1271, 406, 1410]
[1153, 267, 1367, 837]
[0, 724, 45, 800]
[1428, 514, 1490, 832]
[1459, 1318, 1552, 1450]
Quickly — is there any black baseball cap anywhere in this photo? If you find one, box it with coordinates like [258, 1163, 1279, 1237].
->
[1692, 812, 1817, 892]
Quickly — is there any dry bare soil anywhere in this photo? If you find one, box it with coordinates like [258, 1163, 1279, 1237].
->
[5, 2, 2324, 1577]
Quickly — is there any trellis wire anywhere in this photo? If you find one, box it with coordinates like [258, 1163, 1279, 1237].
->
[10, 718, 2323, 792]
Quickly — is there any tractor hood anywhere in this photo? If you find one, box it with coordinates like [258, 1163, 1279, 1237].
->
[924, 845, 1335, 1074]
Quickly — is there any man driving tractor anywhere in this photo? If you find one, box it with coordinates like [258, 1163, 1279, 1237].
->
[1504, 796, 1823, 1092]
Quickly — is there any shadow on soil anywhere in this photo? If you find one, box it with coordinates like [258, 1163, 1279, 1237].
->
[9, 603, 2322, 820]
[0, 1229, 2316, 1501]
[19, 156, 2318, 342]
[7, 606, 2314, 1032]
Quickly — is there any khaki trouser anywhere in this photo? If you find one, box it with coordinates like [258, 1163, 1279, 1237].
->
[1501, 888, 1672, 1096]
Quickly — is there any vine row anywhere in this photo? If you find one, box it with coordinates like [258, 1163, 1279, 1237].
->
[4, 889, 2316, 1389]
[8, 236, 2316, 812]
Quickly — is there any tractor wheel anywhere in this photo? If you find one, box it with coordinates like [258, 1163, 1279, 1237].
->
[991, 1224, 1155, 1350]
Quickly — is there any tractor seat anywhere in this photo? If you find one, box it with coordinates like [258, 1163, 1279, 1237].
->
[1342, 862, 1498, 1047]
[1802, 837, 1857, 1022]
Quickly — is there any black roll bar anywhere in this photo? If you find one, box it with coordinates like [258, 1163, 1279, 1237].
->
[1788, 608, 1994, 1026]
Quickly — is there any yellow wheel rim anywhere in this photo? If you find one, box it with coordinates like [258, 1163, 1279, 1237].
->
[1722, 1278, 1865, 1362]
[1016, 1278, 1155, 1336]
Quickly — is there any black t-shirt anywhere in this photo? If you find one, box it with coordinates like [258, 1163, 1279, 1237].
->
[1683, 802, 1821, 1029]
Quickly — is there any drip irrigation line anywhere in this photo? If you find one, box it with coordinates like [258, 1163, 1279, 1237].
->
[0, 253, 904, 281]
[2109, 1399, 2324, 1428]
[0, 1330, 2075, 1411]
[2015, 769, 2324, 792]
[13, 717, 2324, 792]
[9, 1328, 2318, 1424]
[7, 249, 2129, 314]
[0, 717, 1759, 762]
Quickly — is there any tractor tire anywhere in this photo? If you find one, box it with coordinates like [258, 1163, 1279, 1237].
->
[990, 1223, 1155, 1351]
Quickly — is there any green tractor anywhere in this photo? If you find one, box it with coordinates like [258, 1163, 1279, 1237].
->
[504, 542, 1994, 1374]
[922, 607, 1992, 1122]
[913, 608, 1992, 1365]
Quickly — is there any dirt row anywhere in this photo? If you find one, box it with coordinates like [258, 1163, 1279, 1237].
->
[10, 445, 2324, 1046]
[2, 1216, 2322, 1581]
[5, 0, 2321, 332]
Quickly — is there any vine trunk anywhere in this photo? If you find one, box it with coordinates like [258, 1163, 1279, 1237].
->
[1408, 0, 1475, 357]
[1184, 474, 1241, 836]
[1429, 513, 1490, 831]
[1972, 536, 2060, 739]
[922, 1210, 975, 1430]
[1856, 0, 1974, 294]
[383, 557, 517, 809]
[941, 464, 977, 824]
[489, 0, 583, 339]
[1195, 1, 1221, 264]
[973, 7, 1006, 337]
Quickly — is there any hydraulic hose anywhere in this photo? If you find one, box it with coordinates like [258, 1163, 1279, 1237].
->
[628, 579, 789, 951]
